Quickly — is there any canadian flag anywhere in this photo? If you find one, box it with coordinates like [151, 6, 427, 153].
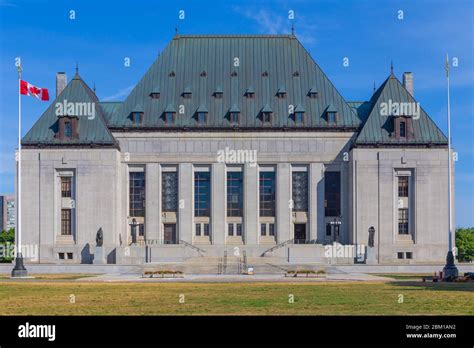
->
[20, 80, 49, 101]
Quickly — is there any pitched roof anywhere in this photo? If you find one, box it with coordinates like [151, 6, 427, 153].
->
[107, 34, 359, 129]
[22, 73, 116, 146]
[355, 74, 447, 145]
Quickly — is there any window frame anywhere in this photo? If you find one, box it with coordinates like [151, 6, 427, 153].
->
[259, 171, 276, 217]
[194, 171, 211, 217]
[61, 209, 72, 236]
[398, 208, 409, 235]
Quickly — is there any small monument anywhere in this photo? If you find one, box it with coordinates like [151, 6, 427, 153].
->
[366, 226, 377, 264]
[93, 228, 106, 265]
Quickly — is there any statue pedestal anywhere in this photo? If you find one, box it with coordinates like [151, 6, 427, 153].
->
[93, 246, 107, 265]
[366, 247, 377, 265]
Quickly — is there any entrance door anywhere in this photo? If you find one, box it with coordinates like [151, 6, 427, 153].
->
[294, 224, 306, 244]
[163, 224, 177, 244]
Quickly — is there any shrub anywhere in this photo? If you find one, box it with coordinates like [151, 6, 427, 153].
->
[456, 228, 474, 262]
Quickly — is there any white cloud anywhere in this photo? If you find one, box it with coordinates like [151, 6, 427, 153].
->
[101, 85, 135, 101]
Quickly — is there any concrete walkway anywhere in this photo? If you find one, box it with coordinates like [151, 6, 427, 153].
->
[76, 272, 393, 283]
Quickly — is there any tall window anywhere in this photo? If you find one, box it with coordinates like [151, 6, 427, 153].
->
[230, 112, 240, 124]
[132, 112, 143, 124]
[165, 112, 175, 124]
[259, 171, 276, 217]
[194, 172, 211, 217]
[61, 176, 72, 198]
[227, 172, 243, 217]
[327, 111, 337, 124]
[325, 171, 341, 217]
[162, 172, 178, 212]
[129, 171, 145, 217]
[292, 171, 308, 211]
[398, 176, 409, 197]
[398, 208, 409, 234]
[64, 121, 72, 138]
[61, 209, 71, 235]
[295, 112, 304, 125]
[399, 121, 406, 138]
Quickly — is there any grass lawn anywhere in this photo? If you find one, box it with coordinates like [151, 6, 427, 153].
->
[0, 279, 472, 315]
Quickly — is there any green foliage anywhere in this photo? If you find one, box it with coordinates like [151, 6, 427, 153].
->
[0, 228, 15, 263]
[456, 228, 474, 262]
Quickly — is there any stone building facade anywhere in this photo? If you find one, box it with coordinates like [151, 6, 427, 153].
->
[18, 35, 453, 265]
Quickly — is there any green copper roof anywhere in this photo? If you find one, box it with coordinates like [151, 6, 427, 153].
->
[355, 74, 447, 145]
[22, 73, 116, 146]
[107, 34, 359, 129]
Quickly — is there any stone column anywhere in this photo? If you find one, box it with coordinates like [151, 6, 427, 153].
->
[276, 163, 291, 243]
[145, 163, 160, 241]
[244, 163, 258, 245]
[178, 163, 193, 243]
[309, 163, 324, 243]
[211, 162, 226, 245]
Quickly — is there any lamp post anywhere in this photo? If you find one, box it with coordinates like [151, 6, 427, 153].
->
[12, 63, 28, 278]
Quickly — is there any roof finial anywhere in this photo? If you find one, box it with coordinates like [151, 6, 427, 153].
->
[175, 26, 178, 35]
[75, 61, 79, 74]
[373, 81, 376, 92]
[93, 82, 96, 93]
[390, 60, 394, 75]
[291, 20, 294, 35]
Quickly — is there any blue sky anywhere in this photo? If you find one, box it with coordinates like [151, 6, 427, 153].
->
[0, 0, 473, 226]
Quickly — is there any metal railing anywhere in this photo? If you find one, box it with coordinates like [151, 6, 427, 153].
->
[179, 239, 207, 256]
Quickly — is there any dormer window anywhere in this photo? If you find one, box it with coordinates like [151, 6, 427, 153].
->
[231, 71, 238, 77]
[132, 112, 144, 124]
[56, 116, 78, 140]
[200, 70, 207, 77]
[197, 112, 207, 124]
[308, 87, 318, 99]
[169, 71, 176, 77]
[245, 87, 255, 99]
[182, 88, 192, 99]
[262, 71, 269, 77]
[214, 86, 223, 99]
[262, 112, 272, 124]
[276, 87, 286, 99]
[326, 111, 337, 124]
[394, 116, 412, 140]
[150, 84, 160, 99]
[293, 71, 300, 77]
[229, 104, 240, 125]
[165, 112, 175, 124]
[294, 105, 305, 125]
[164, 104, 176, 124]
[230, 112, 240, 124]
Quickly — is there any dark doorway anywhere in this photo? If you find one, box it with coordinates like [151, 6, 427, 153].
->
[164, 224, 177, 244]
[294, 224, 307, 244]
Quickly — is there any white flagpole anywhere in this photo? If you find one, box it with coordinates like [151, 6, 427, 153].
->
[12, 63, 27, 277]
[443, 53, 458, 279]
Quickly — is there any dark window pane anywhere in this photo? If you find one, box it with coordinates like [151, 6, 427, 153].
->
[129, 171, 145, 217]
[195, 223, 201, 236]
[259, 171, 275, 217]
[61, 209, 71, 235]
[236, 223, 242, 236]
[162, 172, 178, 212]
[228, 224, 234, 236]
[198, 112, 207, 124]
[261, 223, 266, 236]
[398, 176, 409, 197]
[194, 171, 211, 217]
[292, 171, 308, 211]
[64, 122, 72, 137]
[269, 223, 275, 236]
[227, 172, 243, 217]
[204, 223, 210, 236]
[398, 208, 409, 234]
[400, 121, 406, 137]
[61, 176, 72, 198]
[325, 172, 340, 217]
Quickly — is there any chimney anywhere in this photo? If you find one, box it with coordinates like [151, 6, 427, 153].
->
[56, 72, 67, 97]
[403, 72, 414, 97]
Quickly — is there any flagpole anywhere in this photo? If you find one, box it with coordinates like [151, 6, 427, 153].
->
[12, 63, 28, 277]
[443, 53, 458, 279]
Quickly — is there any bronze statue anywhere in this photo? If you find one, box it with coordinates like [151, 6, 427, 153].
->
[96, 228, 103, 247]
[368, 226, 375, 248]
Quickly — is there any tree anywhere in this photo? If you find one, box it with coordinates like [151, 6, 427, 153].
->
[0, 228, 15, 263]
[456, 228, 474, 262]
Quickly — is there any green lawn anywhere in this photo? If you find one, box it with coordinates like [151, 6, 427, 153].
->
[0, 279, 472, 315]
